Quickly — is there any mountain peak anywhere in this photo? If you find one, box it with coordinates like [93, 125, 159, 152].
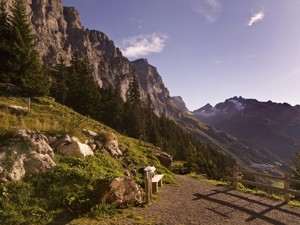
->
[171, 96, 189, 112]
[132, 58, 149, 64]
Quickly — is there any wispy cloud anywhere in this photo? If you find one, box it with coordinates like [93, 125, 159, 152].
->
[121, 33, 168, 58]
[248, 11, 265, 26]
[191, 0, 221, 24]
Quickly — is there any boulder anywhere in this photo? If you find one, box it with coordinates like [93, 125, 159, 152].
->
[7, 154, 26, 181]
[0, 129, 56, 182]
[24, 153, 56, 175]
[100, 177, 144, 206]
[14, 129, 54, 157]
[155, 151, 173, 168]
[58, 141, 94, 157]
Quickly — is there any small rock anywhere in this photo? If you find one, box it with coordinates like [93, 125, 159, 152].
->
[8, 105, 29, 114]
[83, 129, 99, 137]
[50, 134, 72, 149]
[89, 144, 97, 151]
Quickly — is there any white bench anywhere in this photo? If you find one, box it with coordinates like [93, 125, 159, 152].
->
[152, 174, 164, 193]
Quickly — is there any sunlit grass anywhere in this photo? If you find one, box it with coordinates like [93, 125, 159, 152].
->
[188, 172, 300, 207]
[0, 96, 175, 224]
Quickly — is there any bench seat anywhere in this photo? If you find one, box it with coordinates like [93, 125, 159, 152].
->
[152, 174, 164, 193]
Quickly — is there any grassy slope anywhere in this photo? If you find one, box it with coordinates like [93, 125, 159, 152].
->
[0, 96, 174, 224]
[0, 96, 173, 176]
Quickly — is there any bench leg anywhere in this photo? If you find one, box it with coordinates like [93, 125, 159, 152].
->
[152, 182, 158, 193]
[158, 179, 163, 187]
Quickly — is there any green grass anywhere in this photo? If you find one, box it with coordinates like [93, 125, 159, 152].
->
[0, 96, 175, 225]
[188, 172, 229, 186]
[188, 172, 300, 207]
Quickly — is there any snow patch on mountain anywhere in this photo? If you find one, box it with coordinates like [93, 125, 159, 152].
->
[198, 108, 219, 117]
[229, 99, 245, 111]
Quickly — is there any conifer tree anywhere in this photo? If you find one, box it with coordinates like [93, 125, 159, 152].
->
[0, 2, 14, 83]
[8, 0, 49, 96]
[127, 74, 141, 106]
[123, 74, 146, 139]
[66, 55, 101, 118]
[50, 57, 68, 103]
[99, 85, 124, 130]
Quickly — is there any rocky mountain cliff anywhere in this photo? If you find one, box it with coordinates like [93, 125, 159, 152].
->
[3, 0, 172, 116]
[2, 0, 284, 169]
[170, 96, 189, 113]
[193, 96, 300, 161]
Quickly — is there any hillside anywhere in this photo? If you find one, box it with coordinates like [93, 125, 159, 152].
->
[0, 96, 174, 224]
[193, 96, 300, 161]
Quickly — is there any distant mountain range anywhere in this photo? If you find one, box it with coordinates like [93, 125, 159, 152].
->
[193, 96, 300, 161]
[4, 0, 290, 171]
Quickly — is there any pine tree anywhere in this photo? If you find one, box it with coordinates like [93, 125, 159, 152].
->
[99, 85, 124, 130]
[0, 2, 14, 83]
[50, 57, 68, 103]
[8, 0, 49, 96]
[122, 74, 146, 139]
[65, 55, 101, 118]
[127, 74, 141, 106]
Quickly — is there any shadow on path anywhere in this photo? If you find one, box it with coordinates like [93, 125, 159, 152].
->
[193, 188, 300, 225]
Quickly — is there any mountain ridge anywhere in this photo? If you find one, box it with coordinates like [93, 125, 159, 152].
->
[193, 96, 300, 161]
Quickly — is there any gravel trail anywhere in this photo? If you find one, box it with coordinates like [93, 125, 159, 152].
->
[130, 175, 300, 225]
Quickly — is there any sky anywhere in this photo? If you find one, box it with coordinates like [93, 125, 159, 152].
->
[63, 0, 300, 111]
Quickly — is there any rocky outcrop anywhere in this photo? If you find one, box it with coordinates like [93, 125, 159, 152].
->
[0, 129, 56, 182]
[102, 132, 123, 157]
[2, 0, 178, 117]
[100, 177, 144, 206]
[82, 129, 123, 157]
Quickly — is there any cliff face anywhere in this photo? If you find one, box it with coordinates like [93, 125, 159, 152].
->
[3, 0, 171, 114]
[130, 59, 171, 115]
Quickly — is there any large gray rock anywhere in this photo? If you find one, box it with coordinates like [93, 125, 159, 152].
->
[0, 129, 56, 182]
[24, 153, 56, 175]
[14, 129, 54, 157]
[58, 141, 94, 157]
[100, 177, 144, 206]
[7, 154, 26, 181]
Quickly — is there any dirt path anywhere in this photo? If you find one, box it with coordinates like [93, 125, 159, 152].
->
[129, 175, 300, 225]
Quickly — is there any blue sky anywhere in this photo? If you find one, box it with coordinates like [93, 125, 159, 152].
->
[63, 0, 300, 110]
